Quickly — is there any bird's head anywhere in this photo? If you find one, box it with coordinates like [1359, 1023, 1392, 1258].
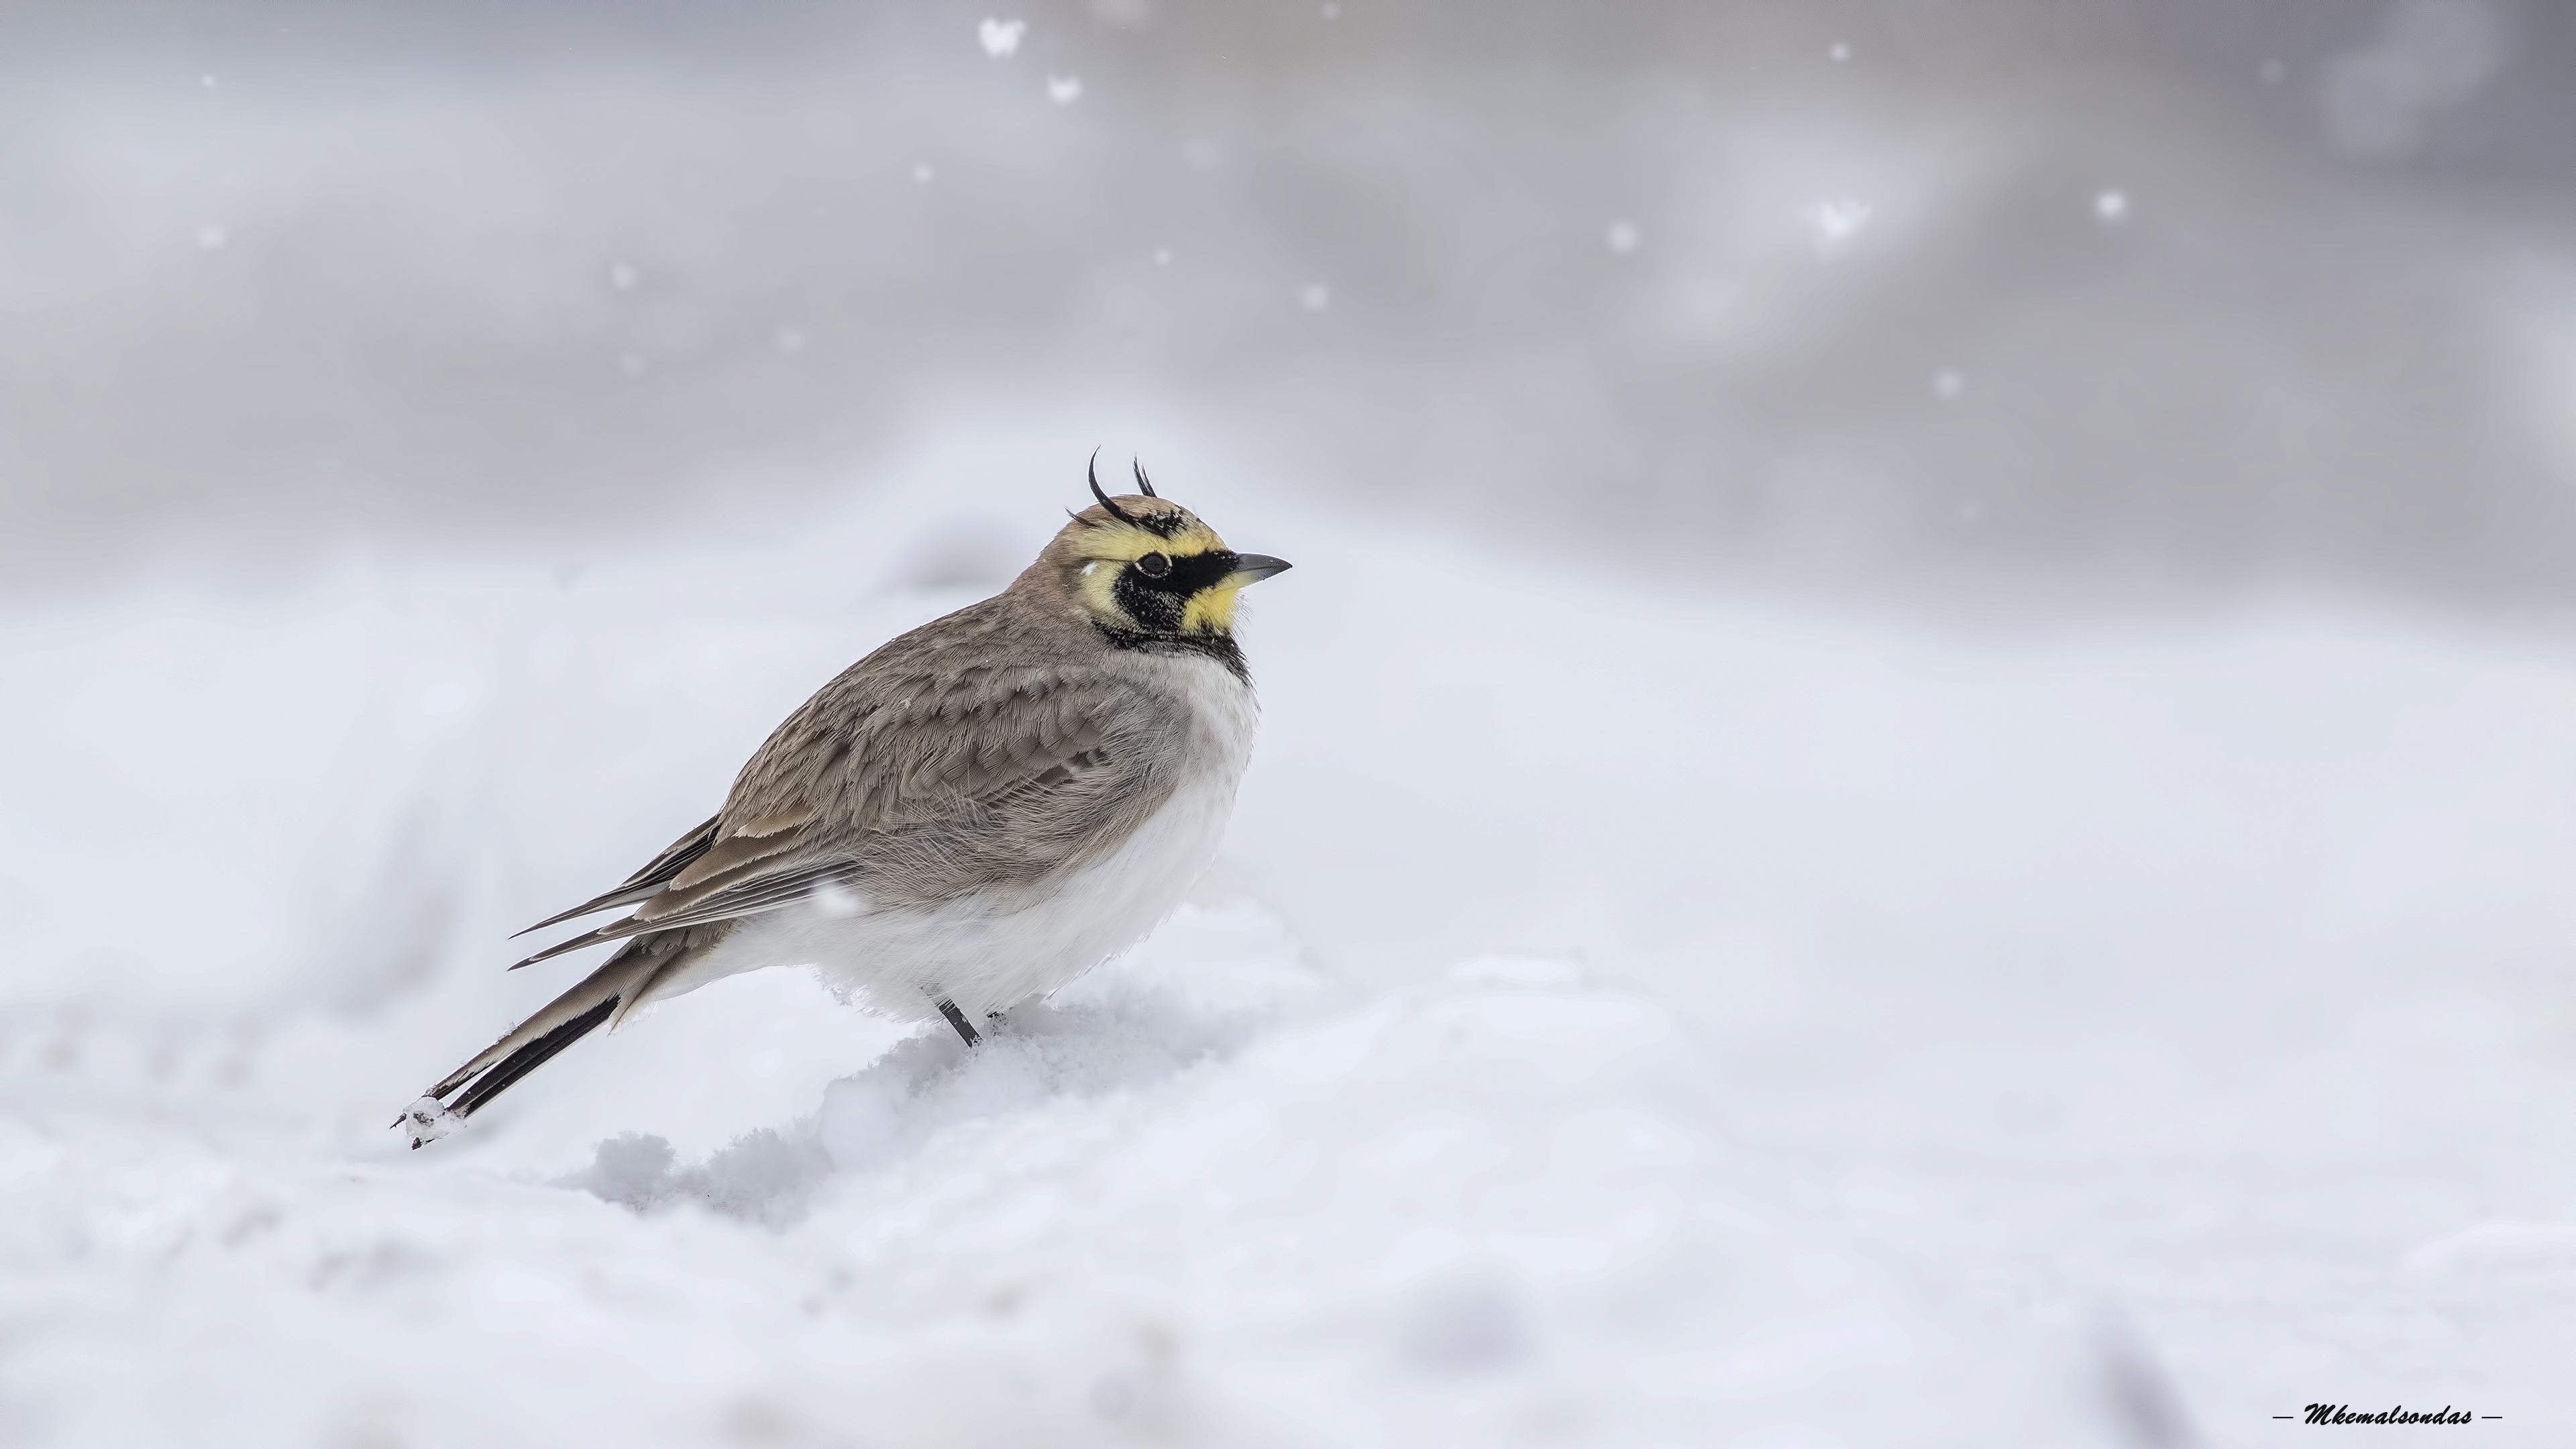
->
[1031, 455, 1292, 640]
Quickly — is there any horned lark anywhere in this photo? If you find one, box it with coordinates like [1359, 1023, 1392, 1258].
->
[400, 460, 1291, 1147]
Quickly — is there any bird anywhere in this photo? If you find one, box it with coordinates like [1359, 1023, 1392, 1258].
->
[398, 458, 1291, 1148]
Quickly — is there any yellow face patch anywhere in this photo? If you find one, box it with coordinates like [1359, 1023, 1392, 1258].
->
[1069, 508, 1242, 633]
[1067, 511, 1227, 566]
[1179, 577, 1248, 635]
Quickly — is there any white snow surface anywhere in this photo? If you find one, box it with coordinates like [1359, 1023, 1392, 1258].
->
[3, 466, 2574, 1446]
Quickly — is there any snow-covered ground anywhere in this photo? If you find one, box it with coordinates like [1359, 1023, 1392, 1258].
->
[3, 444, 2571, 1447]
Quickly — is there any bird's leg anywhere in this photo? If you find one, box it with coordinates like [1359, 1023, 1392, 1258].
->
[934, 996, 981, 1047]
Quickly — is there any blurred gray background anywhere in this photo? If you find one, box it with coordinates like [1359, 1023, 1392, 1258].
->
[7, 0, 2575, 613]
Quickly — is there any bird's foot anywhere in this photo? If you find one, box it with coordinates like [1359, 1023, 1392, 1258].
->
[934, 997, 981, 1047]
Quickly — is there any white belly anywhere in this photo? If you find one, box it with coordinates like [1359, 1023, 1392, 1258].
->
[646, 657, 1257, 1023]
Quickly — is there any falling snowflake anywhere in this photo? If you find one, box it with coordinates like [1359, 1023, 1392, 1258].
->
[912, 163, 936, 184]
[196, 223, 228, 252]
[977, 19, 1025, 58]
[1152, 248, 1173, 266]
[1932, 368, 1966, 400]
[607, 262, 641, 291]
[774, 327, 808, 355]
[1605, 220, 1641, 255]
[1805, 199, 1873, 255]
[1046, 75, 1084, 105]
[2094, 190, 2130, 222]
[1299, 282, 1330, 312]
[1829, 42, 1851, 62]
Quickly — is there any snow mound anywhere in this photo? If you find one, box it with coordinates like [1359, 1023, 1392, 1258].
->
[568, 980, 1267, 1227]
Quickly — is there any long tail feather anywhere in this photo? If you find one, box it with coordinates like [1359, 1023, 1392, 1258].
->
[405, 941, 672, 1146]
[449, 994, 619, 1118]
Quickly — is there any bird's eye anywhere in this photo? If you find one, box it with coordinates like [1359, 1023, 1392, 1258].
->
[1136, 551, 1173, 578]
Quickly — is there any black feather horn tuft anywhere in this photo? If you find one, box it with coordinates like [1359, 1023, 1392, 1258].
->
[1087, 447, 1140, 525]
[1132, 458, 1159, 497]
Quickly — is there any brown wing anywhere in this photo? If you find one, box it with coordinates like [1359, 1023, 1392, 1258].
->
[511, 602, 1181, 966]
[512, 813, 720, 936]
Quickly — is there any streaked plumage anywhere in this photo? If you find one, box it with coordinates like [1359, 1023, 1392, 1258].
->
[402, 466, 1289, 1145]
